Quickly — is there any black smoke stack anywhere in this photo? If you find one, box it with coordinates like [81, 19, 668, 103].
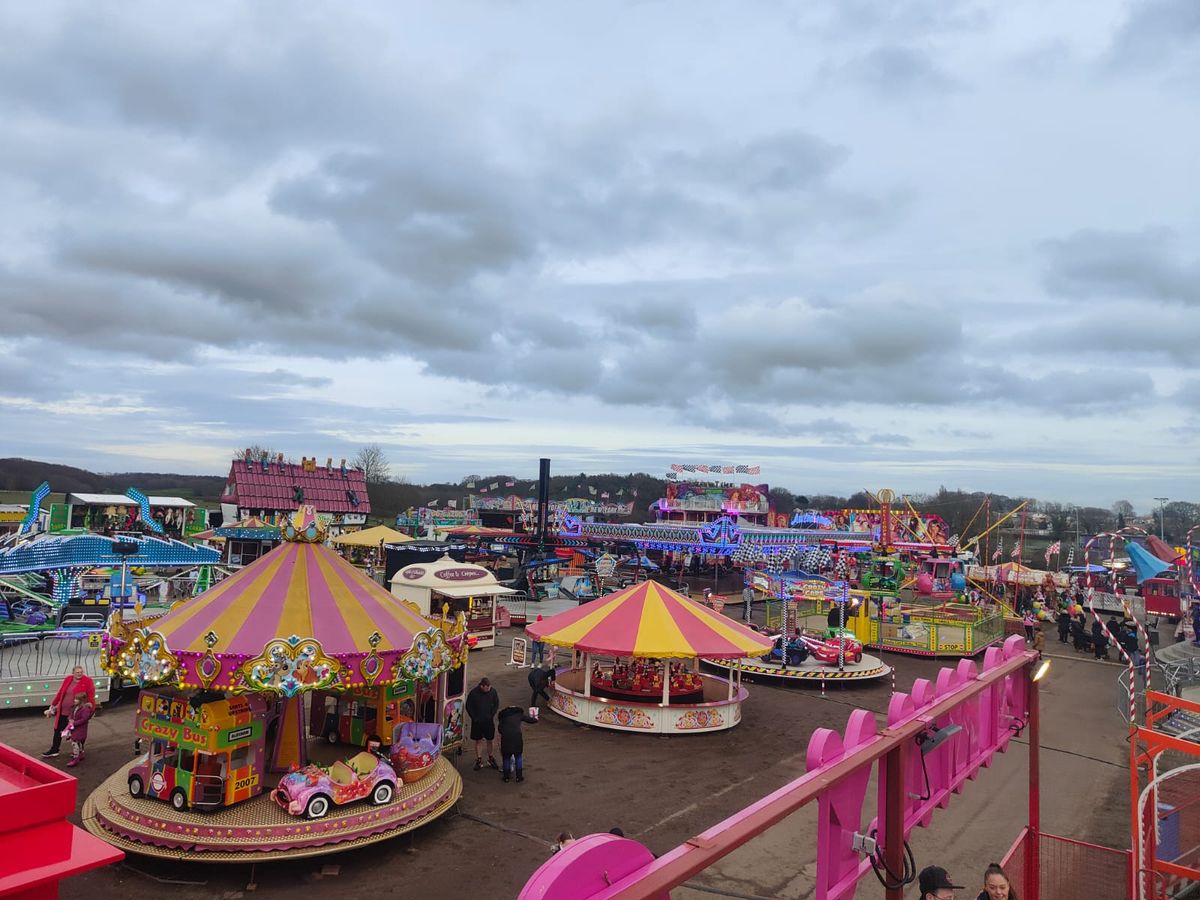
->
[536, 458, 551, 550]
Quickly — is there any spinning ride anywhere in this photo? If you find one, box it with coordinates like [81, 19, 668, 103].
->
[525, 581, 771, 734]
[83, 506, 467, 862]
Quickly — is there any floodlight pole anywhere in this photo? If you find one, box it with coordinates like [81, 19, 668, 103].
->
[1154, 498, 1168, 540]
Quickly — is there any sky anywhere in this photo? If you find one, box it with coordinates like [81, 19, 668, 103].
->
[1, 0, 1197, 512]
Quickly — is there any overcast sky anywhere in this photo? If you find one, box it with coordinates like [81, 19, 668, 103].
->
[1, 0, 1197, 510]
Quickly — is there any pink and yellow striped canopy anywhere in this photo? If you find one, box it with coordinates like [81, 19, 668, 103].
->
[525, 581, 772, 659]
[126, 541, 436, 690]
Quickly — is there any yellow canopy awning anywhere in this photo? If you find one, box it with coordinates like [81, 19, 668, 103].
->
[331, 524, 414, 547]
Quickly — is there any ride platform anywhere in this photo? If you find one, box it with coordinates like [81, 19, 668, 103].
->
[705, 654, 891, 683]
[81, 756, 462, 862]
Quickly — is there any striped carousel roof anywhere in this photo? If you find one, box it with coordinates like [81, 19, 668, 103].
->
[154, 540, 430, 659]
[525, 581, 772, 659]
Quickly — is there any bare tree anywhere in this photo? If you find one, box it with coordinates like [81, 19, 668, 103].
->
[233, 444, 281, 461]
[353, 444, 391, 484]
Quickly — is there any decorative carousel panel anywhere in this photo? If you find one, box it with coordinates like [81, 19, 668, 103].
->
[243, 636, 341, 697]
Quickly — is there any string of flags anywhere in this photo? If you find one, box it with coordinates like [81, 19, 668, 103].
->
[669, 463, 761, 475]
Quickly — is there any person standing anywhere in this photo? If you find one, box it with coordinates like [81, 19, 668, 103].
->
[742, 584, 754, 623]
[918, 865, 964, 900]
[530, 615, 547, 667]
[497, 704, 537, 782]
[465, 677, 499, 771]
[1092, 619, 1109, 660]
[975, 862, 1016, 899]
[1022, 609, 1036, 641]
[1056, 607, 1072, 644]
[42, 666, 96, 758]
[63, 691, 94, 767]
[528, 665, 555, 708]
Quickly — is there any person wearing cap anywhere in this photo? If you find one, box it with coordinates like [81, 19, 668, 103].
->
[531, 615, 547, 666]
[919, 865, 964, 900]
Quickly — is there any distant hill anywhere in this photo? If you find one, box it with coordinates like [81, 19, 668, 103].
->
[0, 458, 225, 504]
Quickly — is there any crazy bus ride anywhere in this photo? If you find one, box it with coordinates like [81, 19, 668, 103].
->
[127, 688, 278, 812]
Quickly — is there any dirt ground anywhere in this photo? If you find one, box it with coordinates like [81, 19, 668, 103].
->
[5, 611, 1132, 900]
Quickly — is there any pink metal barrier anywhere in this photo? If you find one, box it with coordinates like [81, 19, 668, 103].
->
[520, 634, 1042, 899]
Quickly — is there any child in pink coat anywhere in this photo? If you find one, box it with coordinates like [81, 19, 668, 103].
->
[63, 691, 94, 767]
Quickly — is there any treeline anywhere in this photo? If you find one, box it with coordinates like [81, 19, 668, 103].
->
[2, 458, 1197, 543]
[0, 458, 224, 500]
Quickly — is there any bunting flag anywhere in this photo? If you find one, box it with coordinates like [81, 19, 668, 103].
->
[670, 463, 761, 475]
[1044, 541, 1061, 565]
[835, 554, 849, 580]
[1011, 545, 1021, 559]
[992, 536, 1003, 562]
[1067, 546, 1075, 566]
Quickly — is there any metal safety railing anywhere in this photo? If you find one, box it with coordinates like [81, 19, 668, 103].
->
[1002, 827, 1133, 900]
[0, 630, 106, 680]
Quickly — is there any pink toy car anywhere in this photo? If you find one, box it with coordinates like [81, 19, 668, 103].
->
[273, 751, 398, 819]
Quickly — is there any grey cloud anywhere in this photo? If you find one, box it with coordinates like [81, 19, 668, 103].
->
[832, 45, 962, 98]
[818, 0, 990, 41]
[1106, 0, 1200, 70]
[1040, 228, 1199, 306]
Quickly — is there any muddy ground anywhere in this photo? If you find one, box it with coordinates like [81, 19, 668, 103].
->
[3, 612, 1131, 899]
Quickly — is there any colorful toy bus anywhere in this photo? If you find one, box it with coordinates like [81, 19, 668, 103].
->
[308, 681, 419, 748]
[127, 689, 276, 812]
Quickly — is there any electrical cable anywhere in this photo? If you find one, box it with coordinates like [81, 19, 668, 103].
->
[867, 827, 916, 890]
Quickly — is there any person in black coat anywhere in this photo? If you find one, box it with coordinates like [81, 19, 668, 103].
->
[528, 665, 556, 708]
[1056, 608, 1072, 644]
[497, 705, 537, 782]
[465, 678, 500, 771]
[1092, 619, 1109, 660]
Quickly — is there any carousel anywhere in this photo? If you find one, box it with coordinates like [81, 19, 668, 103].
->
[82, 506, 468, 862]
[525, 581, 772, 734]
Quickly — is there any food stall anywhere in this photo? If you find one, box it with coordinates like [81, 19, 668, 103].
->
[390, 554, 515, 649]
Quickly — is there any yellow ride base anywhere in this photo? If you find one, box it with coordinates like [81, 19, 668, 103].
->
[81, 756, 462, 862]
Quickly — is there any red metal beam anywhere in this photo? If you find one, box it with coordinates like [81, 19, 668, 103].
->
[602, 650, 1037, 899]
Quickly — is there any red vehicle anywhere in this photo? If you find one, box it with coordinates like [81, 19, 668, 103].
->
[1142, 577, 1183, 619]
[797, 631, 863, 665]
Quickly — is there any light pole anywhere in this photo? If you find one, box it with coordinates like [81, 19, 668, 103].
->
[1154, 497, 1168, 540]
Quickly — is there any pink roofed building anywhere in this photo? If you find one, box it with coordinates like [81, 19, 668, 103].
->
[220, 451, 371, 531]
